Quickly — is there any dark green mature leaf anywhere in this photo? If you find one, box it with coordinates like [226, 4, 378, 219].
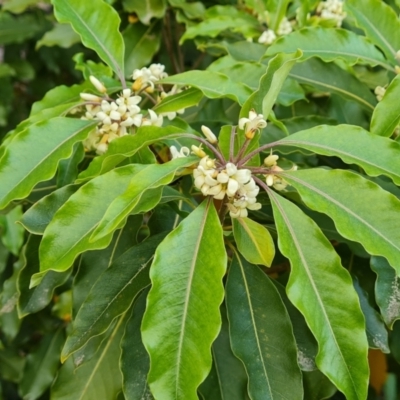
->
[34, 165, 138, 285]
[17, 235, 71, 317]
[283, 169, 400, 273]
[371, 74, 400, 137]
[153, 88, 203, 114]
[61, 233, 165, 361]
[123, 21, 162, 73]
[19, 329, 65, 400]
[51, 314, 127, 400]
[0, 118, 96, 210]
[142, 200, 227, 399]
[121, 288, 153, 400]
[161, 70, 253, 105]
[303, 370, 337, 400]
[20, 184, 81, 235]
[123, 0, 167, 25]
[226, 253, 303, 399]
[266, 27, 392, 70]
[52, 0, 125, 81]
[232, 218, 275, 267]
[57, 142, 85, 187]
[276, 125, 400, 185]
[91, 156, 199, 241]
[371, 256, 400, 329]
[77, 125, 188, 181]
[345, 0, 400, 62]
[353, 278, 389, 353]
[270, 192, 369, 400]
[289, 58, 376, 111]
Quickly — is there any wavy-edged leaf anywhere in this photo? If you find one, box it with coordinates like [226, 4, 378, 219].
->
[266, 27, 392, 70]
[123, 20, 161, 73]
[276, 125, 400, 185]
[345, 0, 400, 62]
[0, 118, 96, 210]
[121, 288, 153, 400]
[371, 74, 400, 137]
[232, 217, 275, 267]
[283, 169, 400, 273]
[371, 256, 400, 329]
[289, 58, 376, 111]
[142, 200, 227, 399]
[226, 252, 303, 399]
[34, 165, 138, 285]
[123, 0, 167, 25]
[17, 235, 71, 317]
[52, 0, 125, 80]
[51, 314, 127, 400]
[153, 88, 203, 114]
[270, 191, 369, 400]
[161, 70, 252, 105]
[77, 125, 188, 181]
[91, 156, 198, 241]
[61, 233, 165, 361]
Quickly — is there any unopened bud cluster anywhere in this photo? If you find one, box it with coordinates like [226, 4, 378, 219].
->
[374, 86, 386, 102]
[316, 0, 346, 27]
[264, 153, 296, 191]
[258, 16, 292, 45]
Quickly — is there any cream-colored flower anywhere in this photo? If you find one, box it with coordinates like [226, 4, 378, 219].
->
[238, 110, 267, 139]
[277, 17, 292, 36]
[258, 29, 276, 45]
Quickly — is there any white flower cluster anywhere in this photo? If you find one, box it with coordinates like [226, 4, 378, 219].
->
[258, 17, 292, 45]
[132, 63, 168, 93]
[193, 157, 261, 218]
[277, 17, 293, 36]
[258, 29, 276, 45]
[317, 0, 346, 27]
[80, 77, 163, 154]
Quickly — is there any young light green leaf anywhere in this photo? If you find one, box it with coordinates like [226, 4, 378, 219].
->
[0, 118, 96, 210]
[52, 0, 125, 81]
[345, 0, 400, 62]
[122, 0, 167, 25]
[161, 70, 253, 105]
[283, 169, 400, 273]
[142, 200, 227, 400]
[0, 205, 24, 255]
[266, 0, 291, 31]
[270, 192, 369, 400]
[17, 235, 71, 317]
[226, 253, 303, 399]
[153, 88, 203, 115]
[370, 256, 400, 329]
[232, 217, 275, 267]
[289, 58, 376, 111]
[266, 27, 393, 70]
[36, 22, 80, 49]
[91, 156, 198, 241]
[61, 233, 164, 361]
[34, 165, 139, 285]
[276, 125, 400, 185]
[121, 288, 153, 400]
[371, 74, 400, 137]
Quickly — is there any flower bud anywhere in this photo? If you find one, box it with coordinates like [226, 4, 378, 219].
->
[80, 93, 102, 102]
[264, 154, 279, 167]
[132, 77, 143, 92]
[89, 76, 107, 93]
[201, 125, 218, 143]
[191, 145, 206, 158]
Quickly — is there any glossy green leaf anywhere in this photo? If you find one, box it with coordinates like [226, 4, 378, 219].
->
[345, 0, 400, 62]
[289, 58, 376, 111]
[283, 169, 400, 273]
[0, 205, 24, 255]
[371, 74, 400, 137]
[52, 0, 125, 80]
[57, 142, 85, 187]
[371, 256, 400, 328]
[198, 360, 223, 400]
[142, 200, 227, 399]
[123, 0, 167, 25]
[34, 165, 138, 285]
[123, 20, 162, 73]
[353, 278, 389, 353]
[17, 235, 71, 317]
[232, 217, 275, 267]
[121, 288, 153, 400]
[77, 125, 188, 181]
[266, 27, 392, 70]
[270, 192, 369, 400]
[153, 88, 203, 114]
[226, 253, 303, 399]
[0, 117, 96, 210]
[19, 329, 65, 400]
[61, 233, 165, 361]
[51, 314, 127, 400]
[91, 156, 198, 241]
[277, 124, 400, 185]
[161, 70, 252, 105]
[36, 23, 80, 49]
[302, 370, 337, 400]
[20, 184, 81, 235]
[266, 0, 291, 31]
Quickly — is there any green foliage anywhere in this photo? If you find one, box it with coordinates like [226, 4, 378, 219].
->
[1, 0, 400, 399]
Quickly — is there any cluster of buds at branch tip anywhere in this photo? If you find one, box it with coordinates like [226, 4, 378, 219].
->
[316, 0, 346, 27]
[238, 110, 267, 139]
[264, 153, 297, 191]
[374, 86, 386, 102]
